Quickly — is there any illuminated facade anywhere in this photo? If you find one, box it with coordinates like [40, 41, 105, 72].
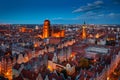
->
[43, 20, 50, 38]
[0, 58, 13, 80]
[19, 27, 33, 33]
[51, 29, 65, 38]
[19, 27, 26, 32]
[82, 22, 87, 39]
[43, 20, 65, 39]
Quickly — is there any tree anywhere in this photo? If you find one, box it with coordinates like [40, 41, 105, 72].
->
[61, 69, 68, 79]
[79, 58, 89, 69]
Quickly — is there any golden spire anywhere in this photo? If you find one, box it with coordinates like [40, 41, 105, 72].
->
[82, 21, 87, 39]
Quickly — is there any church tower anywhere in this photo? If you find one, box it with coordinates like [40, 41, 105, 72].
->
[43, 20, 50, 38]
[82, 22, 87, 39]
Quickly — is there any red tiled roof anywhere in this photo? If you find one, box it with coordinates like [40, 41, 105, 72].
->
[46, 53, 54, 60]
[48, 73, 58, 80]
[13, 75, 23, 80]
[21, 69, 38, 80]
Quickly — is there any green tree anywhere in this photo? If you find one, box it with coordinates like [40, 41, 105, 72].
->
[79, 58, 89, 69]
[61, 69, 68, 79]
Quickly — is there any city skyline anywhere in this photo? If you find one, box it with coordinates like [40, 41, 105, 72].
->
[0, 0, 120, 24]
[0, 19, 120, 80]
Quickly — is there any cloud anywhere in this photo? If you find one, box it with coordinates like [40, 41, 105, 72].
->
[72, 1, 104, 13]
[112, 0, 120, 4]
[108, 13, 120, 17]
[98, 14, 104, 17]
[52, 17, 81, 21]
[52, 12, 116, 22]
[86, 11, 97, 16]
[107, 13, 120, 19]
[52, 17, 64, 20]
[109, 13, 115, 16]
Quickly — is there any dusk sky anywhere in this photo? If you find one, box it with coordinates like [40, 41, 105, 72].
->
[0, 0, 120, 24]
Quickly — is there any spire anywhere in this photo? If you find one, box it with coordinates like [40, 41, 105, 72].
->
[82, 21, 87, 39]
[84, 21, 86, 25]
